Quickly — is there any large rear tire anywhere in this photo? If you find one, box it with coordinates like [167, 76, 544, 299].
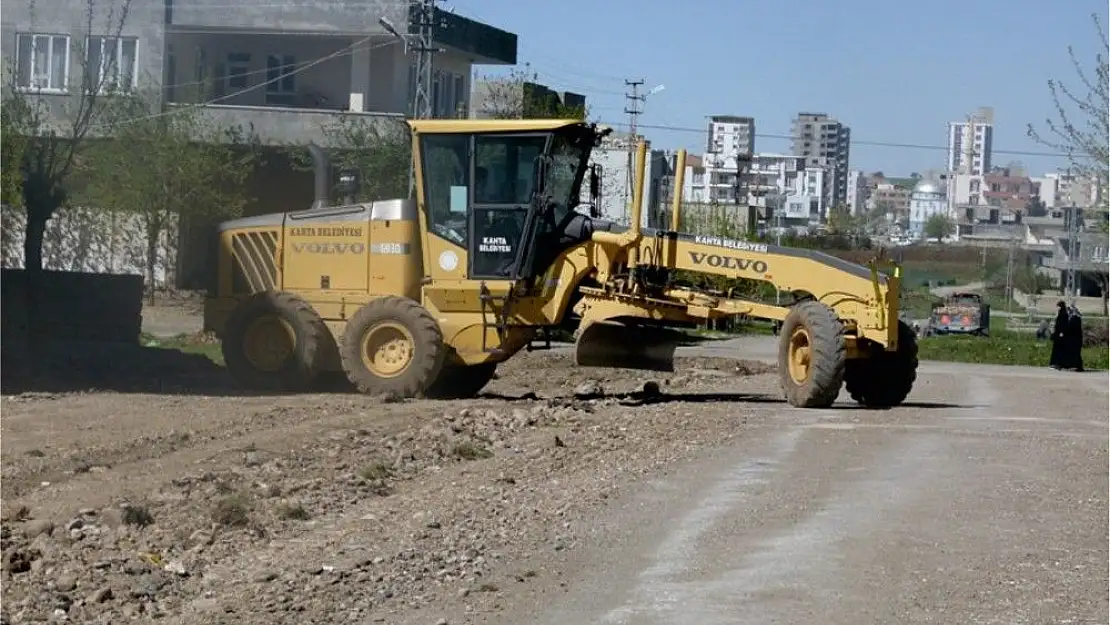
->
[424, 362, 497, 399]
[221, 291, 330, 392]
[777, 300, 846, 408]
[844, 320, 918, 408]
[340, 296, 446, 397]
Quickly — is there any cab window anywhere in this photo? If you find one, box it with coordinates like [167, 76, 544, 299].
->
[420, 134, 469, 246]
[473, 134, 547, 206]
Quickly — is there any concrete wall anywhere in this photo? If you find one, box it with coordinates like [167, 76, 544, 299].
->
[168, 0, 408, 34]
[1, 269, 145, 346]
[0, 204, 179, 286]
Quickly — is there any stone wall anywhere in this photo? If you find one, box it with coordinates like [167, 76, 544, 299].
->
[1, 205, 179, 287]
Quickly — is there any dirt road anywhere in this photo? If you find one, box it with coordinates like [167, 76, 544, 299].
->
[2, 336, 1106, 625]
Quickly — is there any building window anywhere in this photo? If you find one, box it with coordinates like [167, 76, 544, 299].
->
[87, 36, 138, 92]
[226, 52, 250, 90]
[265, 54, 296, 105]
[15, 33, 70, 91]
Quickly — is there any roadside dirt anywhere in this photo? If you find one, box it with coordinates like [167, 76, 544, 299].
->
[1, 345, 781, 625]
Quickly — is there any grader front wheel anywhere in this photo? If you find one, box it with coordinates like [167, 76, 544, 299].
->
[844, 320, 919, 408]
[340, 296, 446, 397]
[777, 301, 846, 408]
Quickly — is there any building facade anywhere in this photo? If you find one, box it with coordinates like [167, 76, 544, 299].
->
[946, 107, 993, 176]
[908, 180, 947, 238]
[2, 0, 518, 146]
[845, 169, 868, 216]
[790, 112, 850, 210]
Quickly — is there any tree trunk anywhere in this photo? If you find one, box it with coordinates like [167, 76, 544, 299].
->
[23, 211, 48, 273]
[146, 216, 162, 306]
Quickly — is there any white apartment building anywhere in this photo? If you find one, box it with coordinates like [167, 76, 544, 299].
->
[1033, 171, 1103, 209]
[845, 169, 868, 216]
[947, 107, 994, 175]
[694, 115, 755, 203]
[908, 180, 948, 238]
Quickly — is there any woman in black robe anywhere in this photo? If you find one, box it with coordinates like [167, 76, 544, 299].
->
[1066, 306, 1084, 372]
[1049, 301, 1069, 369]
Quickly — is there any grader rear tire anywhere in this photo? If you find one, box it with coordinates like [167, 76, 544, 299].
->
[844, 320, 918, 408]
[424, 362, 497, 399]
[221, 290, 330, 392]
[340, 296, 446, 397]
[777, 300, 846, 408]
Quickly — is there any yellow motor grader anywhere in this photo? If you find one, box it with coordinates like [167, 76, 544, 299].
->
[203, 118, 917, 408]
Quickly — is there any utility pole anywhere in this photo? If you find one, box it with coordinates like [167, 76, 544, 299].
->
[410, 0, 440, 120]
[622, 79, 646, 225]
[1005, 235, 1016, 313]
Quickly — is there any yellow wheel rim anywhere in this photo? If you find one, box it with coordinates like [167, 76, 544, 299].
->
[787, 326, 812, 385]
[361, 321, 414, 378]
[243, 315, 295, 372]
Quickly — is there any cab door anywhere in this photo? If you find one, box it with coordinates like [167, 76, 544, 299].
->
[467, 133, 549, 281]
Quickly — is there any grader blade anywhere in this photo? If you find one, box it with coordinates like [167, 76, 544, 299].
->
[573, 320, 682, 372]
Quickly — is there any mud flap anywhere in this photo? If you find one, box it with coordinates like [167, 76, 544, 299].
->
[573, 320, 682, 372]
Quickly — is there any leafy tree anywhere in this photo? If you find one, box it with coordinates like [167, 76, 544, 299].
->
[924, 213, 956, 241]
[78, 90, 262, 300]
[285, 116, 411, 205]
[1025, 196, 1048, 217]
[472, 66, 590, 120]
[2, 0, 135, 273]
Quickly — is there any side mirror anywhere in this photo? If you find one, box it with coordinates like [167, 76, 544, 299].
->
[589, 164, 602, 218]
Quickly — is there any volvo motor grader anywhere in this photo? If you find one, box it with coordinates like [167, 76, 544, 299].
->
[204, 118, 918, 408]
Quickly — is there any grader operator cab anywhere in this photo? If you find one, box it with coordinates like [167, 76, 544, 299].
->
[204, 118, 918, 408]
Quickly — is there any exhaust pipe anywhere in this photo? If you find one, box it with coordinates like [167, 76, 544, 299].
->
[307, 142, 331, 209]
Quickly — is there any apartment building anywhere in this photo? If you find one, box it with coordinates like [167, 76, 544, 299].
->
[790, 112, 851, 210]
[1033, 171, 1103, 209]
[696, 115, 755, 203]
[845, 169, 868, 216]
[2, 0, 518, 147]
[946, 107, 994, 176]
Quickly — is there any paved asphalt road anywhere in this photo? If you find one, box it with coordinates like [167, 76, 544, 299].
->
[495, 336, 1110, 625]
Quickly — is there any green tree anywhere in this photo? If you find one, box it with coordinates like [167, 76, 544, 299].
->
[285, 116, 412, 205]
[924, 213, 956, 241]
[79, 90, 260, 300]
[2, 0, 135, 273]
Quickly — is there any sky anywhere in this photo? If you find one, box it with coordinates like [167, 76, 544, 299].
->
[448, 0, 1108, 178]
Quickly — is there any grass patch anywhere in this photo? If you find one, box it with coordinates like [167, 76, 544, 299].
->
[452, 441, 493, 461]
[212, 494, 252, 527]
[917, 330, 1108, 370]
[275, 502, 311, 521]
[140, 331, 224, 365]
[358, 462, 394, 481]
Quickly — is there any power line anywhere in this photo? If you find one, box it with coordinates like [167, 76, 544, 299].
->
[598, 121, 1075, 159]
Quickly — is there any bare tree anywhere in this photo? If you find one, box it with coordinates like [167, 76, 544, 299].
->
[1026, 12, 1108, 201]
[2, 0, 134, 274]
[472, 66, 590, 120]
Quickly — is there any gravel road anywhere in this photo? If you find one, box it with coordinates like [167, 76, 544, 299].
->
[2, 331, 1106, 625]
[487, 355, 1110, 625]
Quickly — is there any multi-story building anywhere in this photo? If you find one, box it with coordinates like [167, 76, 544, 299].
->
[845, 169, 868, 216]
[908, 180, 948, 238]
[697, 115, 755, 204]
[790, 112, 850, 211]
[3, 0, 517, 147]
[946, 107, 994, 175]
[1033, 171, 1103, 209]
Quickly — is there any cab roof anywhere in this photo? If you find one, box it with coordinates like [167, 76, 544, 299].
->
[406, 118, 602, 134]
